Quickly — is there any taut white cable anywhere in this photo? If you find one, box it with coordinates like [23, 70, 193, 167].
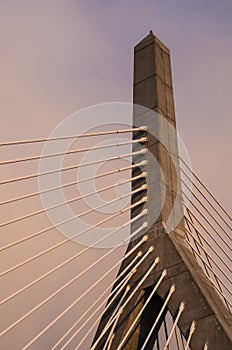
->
[184, 321, 196, 350]
[102, 291, 126, 350]
[62, 247, 153, 350]
[181, 167, 231, 230]
[21, 232, 147, 350]
[183, 193, 231, 245]
[0, 206, 146, 306]
[0, 194, 147, 286]
[185, 213, 231, 272]
[140, 285, 176, 350]
[106, 334, 114, 350]
[183, 204, 231, 262]
[117, 270, 167, 350]
[59, 278, 131, 350]
[0, 227, 147, 339]
[1, 161, 146, 205]
[0, 149, 147, 185]
[64, 283, 130, 350]
[162, 302, 185, 350]
[1, 172, 146, 227]
[100, 252, 150, 334]
[0, 126, 146, 146]
[185, 226, 232, 280]
[181, 177, 231, 232]
[90, 255, 160, 350]
[180, 157, 231, 220]
[52, 251, 142, 350]
[107, 334, 114, 350]
[185, 239, 232, 302]
[184, 215, 230, 310]
[0, 182, 146, 257]
[182, 187, 230, 240]
[0, 137, 147, 165]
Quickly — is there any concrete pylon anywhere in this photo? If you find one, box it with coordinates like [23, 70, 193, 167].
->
[92, 32, 232, 350]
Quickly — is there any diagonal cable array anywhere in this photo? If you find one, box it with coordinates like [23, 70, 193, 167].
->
[0, 148, 147, 185]
[0, 222, 148, 339]
[51, 253, 141, 350]
[180, 157, 231, 220]
[0, 126, 149, 349]
[0, 137, 146, 166]
[116, 270, 168, 350]
[0, 161, 146, 205]
[0, 182, 146, 260]
[0, 171, 147, 228]
[162, 302, 185, 350]
[20, 232, 148, 350]
[52, 248, 154, 350]
[140, 285, 176, 350]
[90, 273, 197, 350]
[1, 127, 231, 349]
[90, 257, 161, 350]
[140, 299, 196, 350]
[0, 208, 147, 306]
[180, 157, 232, 312]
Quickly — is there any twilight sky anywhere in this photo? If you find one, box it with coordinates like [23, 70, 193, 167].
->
[0, 1, 231, 349]
[0, 0, 231, 209]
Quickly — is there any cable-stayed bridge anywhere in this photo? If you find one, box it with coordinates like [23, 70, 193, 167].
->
[0, 32, 231, 350]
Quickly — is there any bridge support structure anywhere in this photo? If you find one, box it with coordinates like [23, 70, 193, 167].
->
[92, 32, 232, 350]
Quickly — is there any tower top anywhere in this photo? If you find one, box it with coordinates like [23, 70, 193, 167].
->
[135, 30, 170, 54]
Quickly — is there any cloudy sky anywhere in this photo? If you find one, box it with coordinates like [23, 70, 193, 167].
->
[0, 1, 231, 349]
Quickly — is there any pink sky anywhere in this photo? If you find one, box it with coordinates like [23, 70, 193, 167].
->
[0, 0, 231, 209]
[0, 1, 231, 349]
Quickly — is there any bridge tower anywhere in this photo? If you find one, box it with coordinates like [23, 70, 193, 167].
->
[92, 32, 232, 350]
